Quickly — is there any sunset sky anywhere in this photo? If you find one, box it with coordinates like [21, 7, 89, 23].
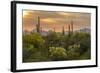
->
[23, 10, 91, 32]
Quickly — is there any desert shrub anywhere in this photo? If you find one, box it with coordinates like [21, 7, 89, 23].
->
[23, 44, 37, 62]
[79, 48, 91, 59]
[49, 47, 67, 61]
[23, 32, 45, 50]
[67, 44, 81, 60]
[23, 31, 91, 62]
[44, 32, 64, 47]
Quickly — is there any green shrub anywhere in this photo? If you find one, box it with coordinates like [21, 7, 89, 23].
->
[67, 44, 81, 60]
[49, 47, 67, 61]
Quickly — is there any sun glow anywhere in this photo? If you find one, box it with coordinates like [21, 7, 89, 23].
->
[23, 11, 29, 17]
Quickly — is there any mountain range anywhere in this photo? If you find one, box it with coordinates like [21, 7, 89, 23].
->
[23, 28, 90, 35]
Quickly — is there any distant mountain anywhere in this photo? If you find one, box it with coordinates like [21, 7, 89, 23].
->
[75, 28, 91, 33]
[40, 30, 48, 36]
[23, 28, 91, 36]
[31, 29, 37, 33]
[23, 30, 31, 35]
[79, 28, 90, 33]
[31, 29, 48, 36]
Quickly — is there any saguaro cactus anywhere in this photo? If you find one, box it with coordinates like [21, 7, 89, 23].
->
[62, 26, 65, 35]
[36, 16, 40, 33]
[71, 20, 73, 33]
[53, 27, 55, 32]
[68, 24, 71, 36]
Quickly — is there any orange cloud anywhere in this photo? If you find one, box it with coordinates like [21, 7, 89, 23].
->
[23, 10, 91, 32]
[41, 18, 56, 23]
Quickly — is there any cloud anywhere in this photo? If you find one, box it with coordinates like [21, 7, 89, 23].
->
[23, 10, 91, 32]
[41, 18, 56, 23]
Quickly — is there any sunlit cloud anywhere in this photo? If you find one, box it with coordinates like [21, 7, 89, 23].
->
[57, 12, 70, 16]
[41, 18, 56, 23]
[23, 11, 31, 17]
[22, 10, 91, 32]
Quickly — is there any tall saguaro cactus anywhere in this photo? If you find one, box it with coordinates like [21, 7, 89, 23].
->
[36, 16, 40, 33]
[62, 26, 65, 35]
[68, 24, 71, 36]
[71, 20, 73, 33]
[68, 20, 74, 36]
[53, 27, 55, 32]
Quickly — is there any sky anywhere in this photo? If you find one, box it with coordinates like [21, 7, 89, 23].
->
[23, 10, 91, 32]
